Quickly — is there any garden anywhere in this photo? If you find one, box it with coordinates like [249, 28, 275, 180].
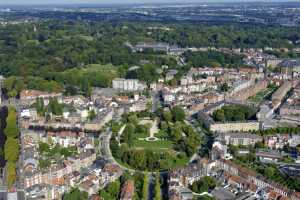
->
[212, 104, 257, 122]
[110, 106, 202, 171]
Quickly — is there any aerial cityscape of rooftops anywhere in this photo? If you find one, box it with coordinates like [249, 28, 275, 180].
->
[0, 0, 300, 200]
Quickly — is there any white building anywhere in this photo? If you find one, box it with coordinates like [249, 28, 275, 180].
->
[231, 79, 254, 94]
[163, 93, 175, 104]
[21, 108, 38, 120]
[112, 78, 146, 91]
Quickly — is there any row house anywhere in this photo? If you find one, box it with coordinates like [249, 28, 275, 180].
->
[216, 159, 298, 199]
[168, 158, 212, 200]
[218, 132, 263, 146]
[24, 150, 96, 189]
[20, 89, 63, 105]
[44, 131, 84, 148]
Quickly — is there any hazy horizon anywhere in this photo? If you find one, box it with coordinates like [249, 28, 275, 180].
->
[0, 0, 299, 5]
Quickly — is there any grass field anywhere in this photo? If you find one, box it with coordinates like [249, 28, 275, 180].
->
[133, 140, 173, 150]
[78, 35, 94, 41]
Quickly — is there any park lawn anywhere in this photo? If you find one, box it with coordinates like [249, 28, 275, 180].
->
[172, 156, 190, 167]
[135, 130, 169, 139]
[78, 35, 94, 41]
[132, 140, 173, 150]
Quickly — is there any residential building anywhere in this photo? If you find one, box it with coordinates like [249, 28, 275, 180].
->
[216, 159, 296, 199]
[20, 90, 63, 105]
[133, 42, 170, 52]
[256, 151, 283, 163]
[210, 121, 260, 133]
[218, 132, 262, 146]
[271, 81, 292, 108]
[112, 78, 146, 91]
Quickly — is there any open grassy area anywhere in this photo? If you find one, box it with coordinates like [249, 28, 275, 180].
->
[57, 63, 119, 88]
[78, 35, 94, 41]
[132, 140, 173, 150]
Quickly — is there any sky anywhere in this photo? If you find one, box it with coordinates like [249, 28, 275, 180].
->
[0, 0, 297, 5]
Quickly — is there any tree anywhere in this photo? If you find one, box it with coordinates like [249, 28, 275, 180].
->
[6, 162, 16, 188]
[111, 122, 121, 134]
[170, 127, 182, 142]
[39, 158, 51, 169]
[220, 83, 229, 92]
[128, 114, 138, 125]
[233, 111, 245, 121]
[3, 76, 24, 98]
[142, 175, 148, 200]
[4, 107, 18, 138]
[121, 123, 135, 145]
[63, 188, 88, 200]
[107, 181, 121, 198]
[88, 109, 96, 121]
[213, 105, 256, 122]
[4, 138, 19, 162]
[213, 109, 225, 122]
[65, 85, 78, 96]
[81, 78, 92, 97]
[190, 176, 216, 193]
[154, 173, 161, 200]
[171, 106, 185, 122]
[264, 166, 276, 178]
[35, 98, 45, 116]
[136, 124, 150, 136]
[160, 121, 169, 132]
[163, 111, 172, 122]
[38, 142, 50, 153]
[99, 181, 121, 199]
[48, 97, 63, 116]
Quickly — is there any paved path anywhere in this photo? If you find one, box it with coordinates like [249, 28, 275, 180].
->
[148, 173, 155, 200]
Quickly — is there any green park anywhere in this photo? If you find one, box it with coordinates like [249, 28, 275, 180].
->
[109, 106, 202, 171]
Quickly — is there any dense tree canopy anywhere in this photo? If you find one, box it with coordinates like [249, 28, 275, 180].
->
[4, 107, 18, 138]
[99, 181, 121, 199]
[112, 107, 201, 171]
[0, 21, 299, 96]
[63, 188, 88, 200]
[183, 50, 244, 68]
[212, 104, 257, 122]
[4, 138, 19, 163]
[4, 106, 19, 188]
[189, 176, 217, 193]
